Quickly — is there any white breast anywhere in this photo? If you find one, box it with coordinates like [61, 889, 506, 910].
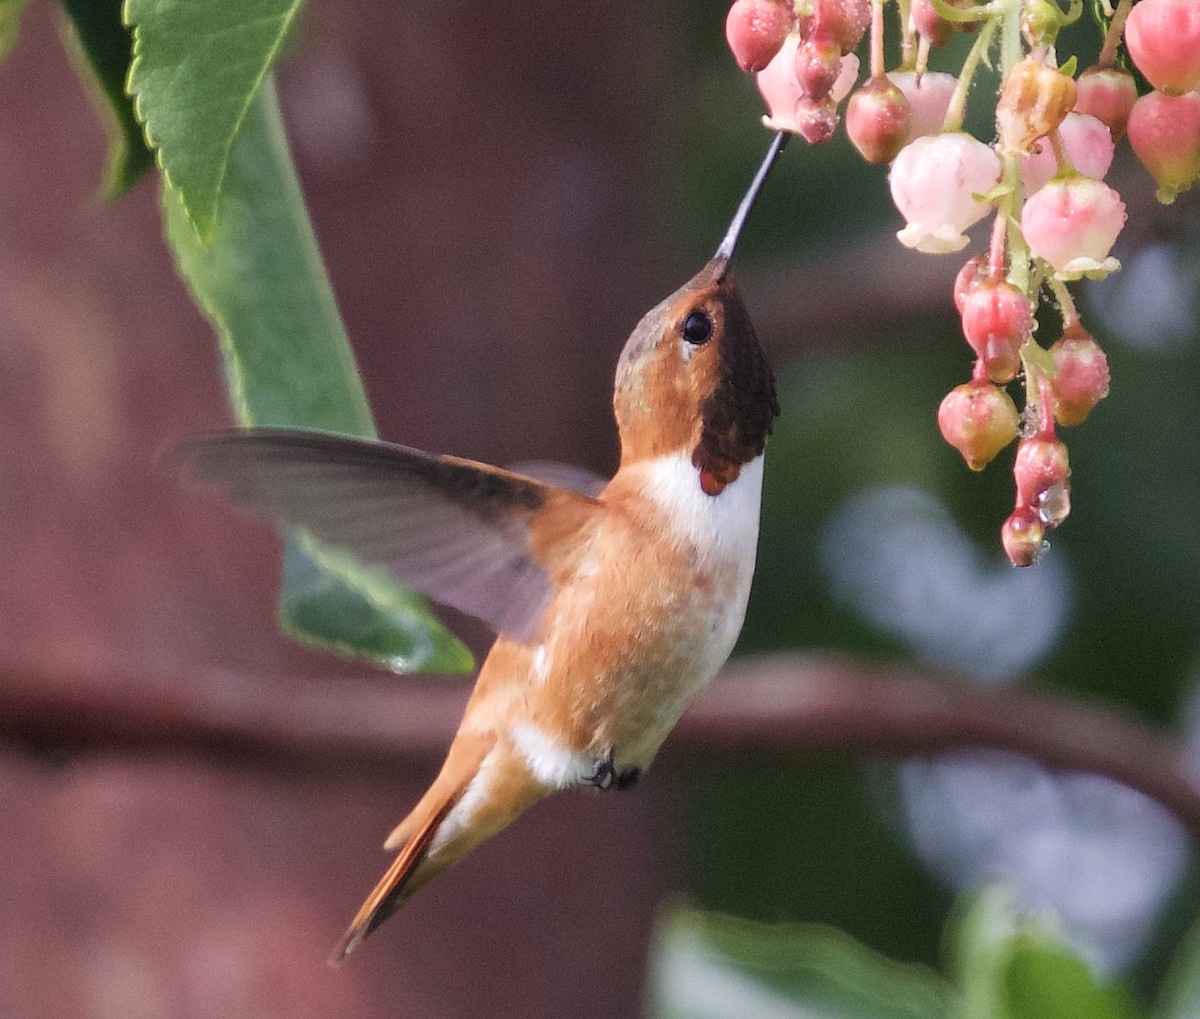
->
[635, 450, 764, 696]
[639, 451, 764, 567]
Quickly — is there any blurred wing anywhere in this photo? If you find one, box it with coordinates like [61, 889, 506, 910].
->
[507, 460, 608, 498]
[176, 429, 604, 643]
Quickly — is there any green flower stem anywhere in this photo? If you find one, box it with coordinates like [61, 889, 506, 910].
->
[1097, 0, 1134, 66]
[1049, 274, 1081, 330]
[1048, 129, 1075, 175]
[1019, 336, 1056, 423]
[997, 0, 1022, 78]
[942, 16, 999, 133]
[896, 0, 915, 69]
[927, 0, 995, 22]
[870, 0, 886, 78]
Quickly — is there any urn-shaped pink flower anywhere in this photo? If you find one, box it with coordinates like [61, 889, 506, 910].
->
[1021, 112, 1114, 194]
[799, 0, 873, 53]
[938, 381, 1020, 470]
[960, 280, 1033, 383]
[889, 133, 1001, 253]
[726, 0, 794, 72]
[1126, 91, 1200, 204]
[1073, 66, 1138, 141]
[887, 71, 956, 141]
[1049, 327, 1110, 426]
[1002, 508, 1046, 567]
[847, 77, 912, 164]
[1124, 0, 1200, 95]
[1021, 175, 1126, 279]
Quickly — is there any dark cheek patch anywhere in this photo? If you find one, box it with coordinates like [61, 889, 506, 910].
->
[690, 294, 779, 492]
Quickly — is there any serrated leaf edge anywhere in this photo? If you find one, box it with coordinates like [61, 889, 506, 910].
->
[123, 0, 306, 244]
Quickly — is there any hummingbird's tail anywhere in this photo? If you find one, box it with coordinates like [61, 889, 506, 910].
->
[329, 730, 546, 965]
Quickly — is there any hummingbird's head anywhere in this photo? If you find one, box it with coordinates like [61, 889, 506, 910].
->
[612, 132, 787, 494]
[612, 260, 779, 492]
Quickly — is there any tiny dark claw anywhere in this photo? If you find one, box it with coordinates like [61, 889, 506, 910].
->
[584, 752, 641, 792]
[585, 757, 617, 790]
[614, 767, 641, 791]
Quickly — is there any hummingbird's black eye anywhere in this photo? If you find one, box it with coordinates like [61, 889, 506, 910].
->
[682, 310, 713, 345]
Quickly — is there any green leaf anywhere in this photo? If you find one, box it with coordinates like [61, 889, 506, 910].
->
[128, 0, 305, 243]
[58, 0, 154, 196]
[163, 78, 473, 675]
[648, 903, 957, 1019]
[280, 536, 473, 673]
[1002, 937, 1141, 1019]
[950, 886, 1144, 1019]
[0, 0, 30, 61]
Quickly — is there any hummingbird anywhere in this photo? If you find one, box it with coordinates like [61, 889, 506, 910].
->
[178, 131, 788, 963]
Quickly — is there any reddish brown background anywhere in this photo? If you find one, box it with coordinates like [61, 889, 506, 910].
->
[5, 4, 1200, 1013]
[0, 3, 689, 1015]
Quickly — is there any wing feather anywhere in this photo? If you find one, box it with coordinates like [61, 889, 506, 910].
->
[176, 429, 604, 643]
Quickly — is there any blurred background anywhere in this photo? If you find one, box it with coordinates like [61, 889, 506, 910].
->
[1, 0, 1198, 1015]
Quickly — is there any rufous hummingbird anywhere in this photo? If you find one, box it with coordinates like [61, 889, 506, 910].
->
[178, 131, 789, 963]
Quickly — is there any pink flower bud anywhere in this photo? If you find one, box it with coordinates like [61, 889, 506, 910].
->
[756, 36, 858, 135]
[938, 381, 1020, 470]
[725, 0, 794, 72]
[802, 0, 872, 53]
[996, 57, 1077, 155]
[795, 97, 841, 143]
[1049, 327, 1110, 426]
[847, 77, 913, 164]
[960, 280, 1033, 383]
[889, 133, 1001, 253]
[1021, 175, 1126, 279]
[1002, 508, 1046, 567]
[795, 31, 845, 101]
[1124, 0, 1200, 95]
[953, 253, 987, 314]
[1021, 113, 1114, 194]
[911, 0, 961, 47]
[1014, 436, 1071, 509]
[887, 71, 957, 141]
[1073, 66, 1138, 141]
[1126, 90, 1200, 204]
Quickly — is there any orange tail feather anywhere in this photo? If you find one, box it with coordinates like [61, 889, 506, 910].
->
[329, 732, 500, 965]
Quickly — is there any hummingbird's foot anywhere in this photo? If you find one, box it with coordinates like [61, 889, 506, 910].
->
[614, 766, 641, 791]
[584, 752, 641, 792]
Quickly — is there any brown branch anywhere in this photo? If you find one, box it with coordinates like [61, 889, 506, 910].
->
[677, 654, 1200, 840]
[0, 656, 468, 762]
[2, 652, 1197, 839]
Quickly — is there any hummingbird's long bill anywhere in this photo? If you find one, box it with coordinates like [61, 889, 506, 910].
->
[712, 130, 790, 273]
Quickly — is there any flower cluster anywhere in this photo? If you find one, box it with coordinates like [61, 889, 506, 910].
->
[725, 0, 1197, 565]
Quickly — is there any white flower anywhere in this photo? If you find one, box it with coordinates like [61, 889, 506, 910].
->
[887, 71, 957, 141]
[889, 133, 1001, 253]
[757, 36, 859, 134]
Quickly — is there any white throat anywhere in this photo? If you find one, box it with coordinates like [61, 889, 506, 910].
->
[638, 451, 764, 564]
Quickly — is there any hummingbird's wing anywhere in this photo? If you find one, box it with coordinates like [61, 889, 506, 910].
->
[176, 429, 604, 644]
[505, 460, 607, 498]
